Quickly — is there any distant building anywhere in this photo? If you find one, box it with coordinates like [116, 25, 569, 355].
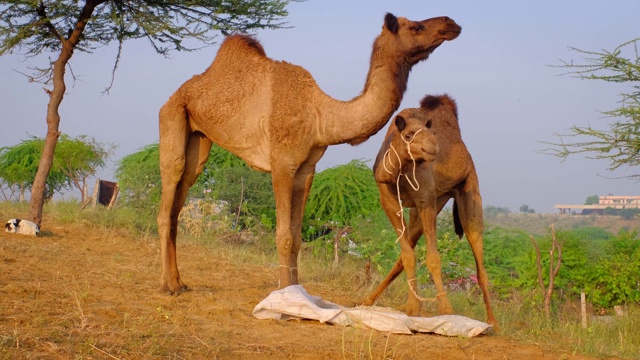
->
[555, 195, 640, 214]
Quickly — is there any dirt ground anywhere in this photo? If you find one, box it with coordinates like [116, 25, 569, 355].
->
[0, 218, 622, 359]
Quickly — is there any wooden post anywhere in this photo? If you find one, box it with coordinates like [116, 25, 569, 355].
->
[333, 229, 340, 266]
[92, 178, 100, 208]
[107, 184, 120, 209]
[581, 290, 587, 328]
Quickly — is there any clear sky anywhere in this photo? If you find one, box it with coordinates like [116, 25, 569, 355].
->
[0, 0, 638, 213]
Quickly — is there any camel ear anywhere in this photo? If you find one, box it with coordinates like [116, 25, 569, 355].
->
[384, 13, 399, 34]
[395, 115, 406, 131]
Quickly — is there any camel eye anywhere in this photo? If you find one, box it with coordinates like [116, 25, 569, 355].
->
[404, 132, 412, 140]
[410, 25, 424, 33]
[426, 120, 432, 128]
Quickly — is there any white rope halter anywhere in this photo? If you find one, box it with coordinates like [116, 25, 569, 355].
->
[381, 128, 424, 243]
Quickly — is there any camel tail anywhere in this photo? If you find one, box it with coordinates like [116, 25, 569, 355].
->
[452, 200, 464, 239]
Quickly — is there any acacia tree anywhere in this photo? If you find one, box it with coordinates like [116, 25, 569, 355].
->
[0, 0, 296, 226]
[304, 160, 380, 263]
[0, 135, 110, 201]
[544, 38, 640, 178]
[305, 159, 381, 230]
[0, 137, 69, 201]
[55, 134, 116, 202]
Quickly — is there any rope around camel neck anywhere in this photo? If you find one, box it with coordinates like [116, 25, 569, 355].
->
[381, 128, 424, 243]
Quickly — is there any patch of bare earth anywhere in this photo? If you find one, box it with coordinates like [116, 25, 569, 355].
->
[0, 219, 621, 359]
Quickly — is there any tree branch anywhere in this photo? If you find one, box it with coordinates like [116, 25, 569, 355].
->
[529, 234, 545, 293]
[36, 1, 63, 41]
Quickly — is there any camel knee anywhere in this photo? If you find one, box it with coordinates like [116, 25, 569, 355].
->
[276, 236, 293, 256]
[161, 156, 186, 183]
[425, 252, 442, 274]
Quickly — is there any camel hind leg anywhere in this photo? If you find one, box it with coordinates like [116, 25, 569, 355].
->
[454, 175, 497, 326]
[157, 100, 212, 294]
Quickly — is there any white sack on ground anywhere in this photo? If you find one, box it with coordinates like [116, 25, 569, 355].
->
[252, 285, 492, 337]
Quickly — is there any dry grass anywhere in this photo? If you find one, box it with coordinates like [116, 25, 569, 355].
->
[0, 201, 630, 359]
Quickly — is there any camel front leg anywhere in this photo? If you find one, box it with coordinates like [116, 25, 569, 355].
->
[158, 131, 212, 294]
[362, 207, 423, 305]
[271, 165, 297, 288]
[363, 185, 421, 315]
[418, 204, 454, 315]
[288, 166, 316, 284]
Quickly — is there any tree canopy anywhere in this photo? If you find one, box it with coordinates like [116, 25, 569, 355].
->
[584, 195, 599, 205]
[0, 135, 112, 201]
[0, 0, 294, 58]
[55, 134, 116, 201]
[543, 38, 640, 179]
[304, 159, 380, 229]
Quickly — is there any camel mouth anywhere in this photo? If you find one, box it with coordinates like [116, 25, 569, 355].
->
[439, 29, 461, 40]
[425, 39, 445, 53]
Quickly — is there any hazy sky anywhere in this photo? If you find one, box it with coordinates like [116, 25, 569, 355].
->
[1, 0, 638, 213]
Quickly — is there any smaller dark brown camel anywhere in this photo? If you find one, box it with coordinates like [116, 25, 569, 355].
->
[363, 94, 497, 327]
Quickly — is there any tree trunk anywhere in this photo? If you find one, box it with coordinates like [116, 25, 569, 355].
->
[27, 1, 101, 225]
[82, 180, 88, 202]
[28, 47, 70, 226]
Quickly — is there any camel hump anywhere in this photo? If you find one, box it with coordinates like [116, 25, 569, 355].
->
[419, 94, 458, 118]
[220, 34, 267, 58]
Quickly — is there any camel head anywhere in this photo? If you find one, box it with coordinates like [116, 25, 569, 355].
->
[375, 111, 439, 184]
[381, 13, 461, 66]
[393, 113, 439, 164]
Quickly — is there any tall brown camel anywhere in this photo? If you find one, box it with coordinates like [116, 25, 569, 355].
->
[156, 14, 461, 295]
[362, 94, 497, 326]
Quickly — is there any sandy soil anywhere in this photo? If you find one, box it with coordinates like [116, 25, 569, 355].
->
[0, 219, 621, 359]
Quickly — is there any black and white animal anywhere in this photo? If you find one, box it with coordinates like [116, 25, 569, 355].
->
[5, 218, 40, 236]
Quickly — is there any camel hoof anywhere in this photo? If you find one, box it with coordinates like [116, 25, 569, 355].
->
[361, 298, 375, 306]
[158, 284, 190, 296]
[404, 303, 421, 316]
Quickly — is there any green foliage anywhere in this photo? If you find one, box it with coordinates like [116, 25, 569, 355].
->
[115, 143, 162, 216]
[517, 230, 589, 295]
[585, 195, 599, 205]
[585, 248, 640, 308]
[0, 135, 110, 201]
[544, 38, 640, 179]
[54, 134, 116, 201]
[0, 0, 296, 57]
[115, 143, 274, 227]
[202, 162, 275, 230]
[481, 226, 532, 296]
[351, 209, 403, 276]
[353, 207, 466, 285]
[305, 160, 380, 228]
[197, 144, 274, 229]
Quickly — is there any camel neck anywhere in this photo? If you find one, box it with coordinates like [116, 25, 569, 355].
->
[317, 45, 410, 147]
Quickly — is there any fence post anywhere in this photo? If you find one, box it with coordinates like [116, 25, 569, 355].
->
[581, 290, 587, 328]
